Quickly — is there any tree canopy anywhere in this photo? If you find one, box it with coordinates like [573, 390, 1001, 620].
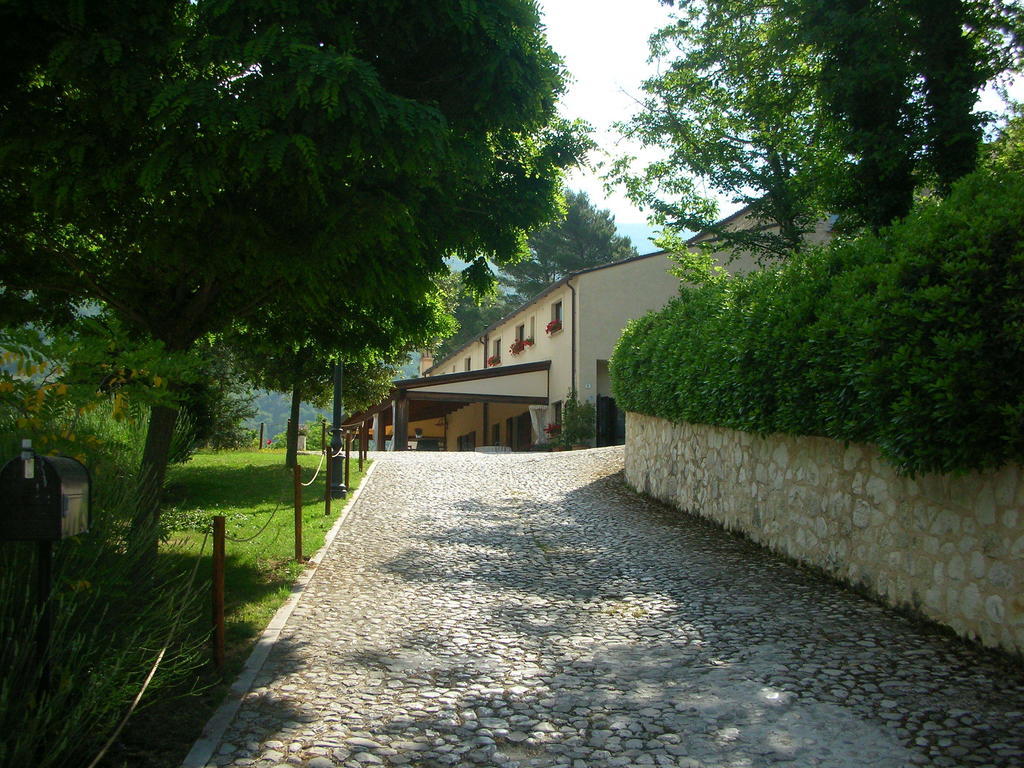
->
[226, 288, 453, 465]
[799, 0, 1020, 228]
[0, 0, 586, 509]
[500, 189, 638, 301]
[615, 0, 1023, 252]
[431, 286, 521, 364]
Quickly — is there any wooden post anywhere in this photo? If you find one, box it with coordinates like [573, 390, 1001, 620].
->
[258, 422, 264, 450]
[36, 540, 53, 691]
[344, 431, 351, 488]
[293, 464, 303, 562]
[321, 420, 327, 456]
[324, 444, 332, 517]
[358, 422, 365, 470]
[212, 516, 225, 673]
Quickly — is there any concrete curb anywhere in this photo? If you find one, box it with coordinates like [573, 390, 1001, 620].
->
[180, 459, 381, 768]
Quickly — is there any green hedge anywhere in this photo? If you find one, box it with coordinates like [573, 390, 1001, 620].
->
[611, 163, 1024, 475]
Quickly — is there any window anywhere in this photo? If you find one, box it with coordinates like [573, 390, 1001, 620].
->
[464, 357, 471, 371]
[492, 422, 501, 445]
[546, 302, 564, 335]
[553, 400, 562, 424]
[529, 316, 535, 339]
[515, 323, 525, 342]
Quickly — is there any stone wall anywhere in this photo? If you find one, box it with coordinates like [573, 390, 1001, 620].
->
[625, 412, 1024, 656]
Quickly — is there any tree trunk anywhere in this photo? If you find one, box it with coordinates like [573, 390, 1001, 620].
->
[285, 383, 302, 468]
[133, 403, 179, 561]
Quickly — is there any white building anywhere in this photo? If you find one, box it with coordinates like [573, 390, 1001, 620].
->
[346, 208, 832, 450]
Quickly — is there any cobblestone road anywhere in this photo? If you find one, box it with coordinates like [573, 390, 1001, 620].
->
[206, 448, 1024, 768]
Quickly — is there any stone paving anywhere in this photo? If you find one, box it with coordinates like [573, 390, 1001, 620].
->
[204, 448, 1024, 768]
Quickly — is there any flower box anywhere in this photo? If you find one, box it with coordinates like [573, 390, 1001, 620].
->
[486, 354, 501, 367]
[545, 319, 562, 335]
[509, 338, 535, 356]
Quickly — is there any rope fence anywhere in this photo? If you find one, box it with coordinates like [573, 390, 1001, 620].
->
[82, 440, 360, 768]
[300, 448, 327, 486]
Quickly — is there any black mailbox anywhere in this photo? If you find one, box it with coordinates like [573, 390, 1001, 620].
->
[0, 441, 91, 541]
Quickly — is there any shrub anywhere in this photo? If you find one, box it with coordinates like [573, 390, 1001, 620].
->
[0, 339, 204, 768]
[611, 161, 1024, 475]
[559, 390, 596, 448]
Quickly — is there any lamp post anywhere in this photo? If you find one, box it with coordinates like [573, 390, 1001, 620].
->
[330, 361, 347, 499]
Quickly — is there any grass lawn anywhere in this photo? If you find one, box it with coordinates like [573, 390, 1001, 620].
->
[100, 449, 369, 768]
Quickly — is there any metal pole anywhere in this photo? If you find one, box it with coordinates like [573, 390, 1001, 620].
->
[330, 362, 347, 499]
[212, 516, 225, 673]
[321, 420, 327, 456]
[36, 540, 53, 691]
[293, 464, 303, 561]
[258, 422, 264, 450]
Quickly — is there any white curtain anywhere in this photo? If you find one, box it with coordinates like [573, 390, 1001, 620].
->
[529, 405, 549, 444]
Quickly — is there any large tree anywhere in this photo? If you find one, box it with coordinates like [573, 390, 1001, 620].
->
[0, 0, 586, 515]
[431, 286, 521, 363]
[500, 189, 638, 301]
[612, 0, 844, 261]
[792, 0, 1021, 228]
[616, 0, 1023, 249]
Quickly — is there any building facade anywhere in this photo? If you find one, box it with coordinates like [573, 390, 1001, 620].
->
[345, 210, 833, 451]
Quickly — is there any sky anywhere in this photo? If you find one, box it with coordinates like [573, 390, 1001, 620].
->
[537, 0, 673, 245]
[537, 0, 1022, 249]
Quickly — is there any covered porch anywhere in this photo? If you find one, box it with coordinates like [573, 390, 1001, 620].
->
[343, 361, 552, 451]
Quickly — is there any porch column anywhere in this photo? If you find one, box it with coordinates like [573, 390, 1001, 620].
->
[373, 412, 385, 451]
[394, 391, 410, 451]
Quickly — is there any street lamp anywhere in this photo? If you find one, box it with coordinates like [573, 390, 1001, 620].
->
[330, 361, 347, 499]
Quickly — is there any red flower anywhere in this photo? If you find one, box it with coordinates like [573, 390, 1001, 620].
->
[486, 354, 501, 367]
[545, 319, 562, 335]
[509, 338, 535, 355]
[544, 423, 561, 435]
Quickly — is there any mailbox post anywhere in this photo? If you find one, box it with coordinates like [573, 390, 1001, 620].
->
[0, 439, 91, 689]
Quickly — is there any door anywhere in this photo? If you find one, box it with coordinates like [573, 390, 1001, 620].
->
[596, 395, 625, 447]
[516, 412, 533, 449]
